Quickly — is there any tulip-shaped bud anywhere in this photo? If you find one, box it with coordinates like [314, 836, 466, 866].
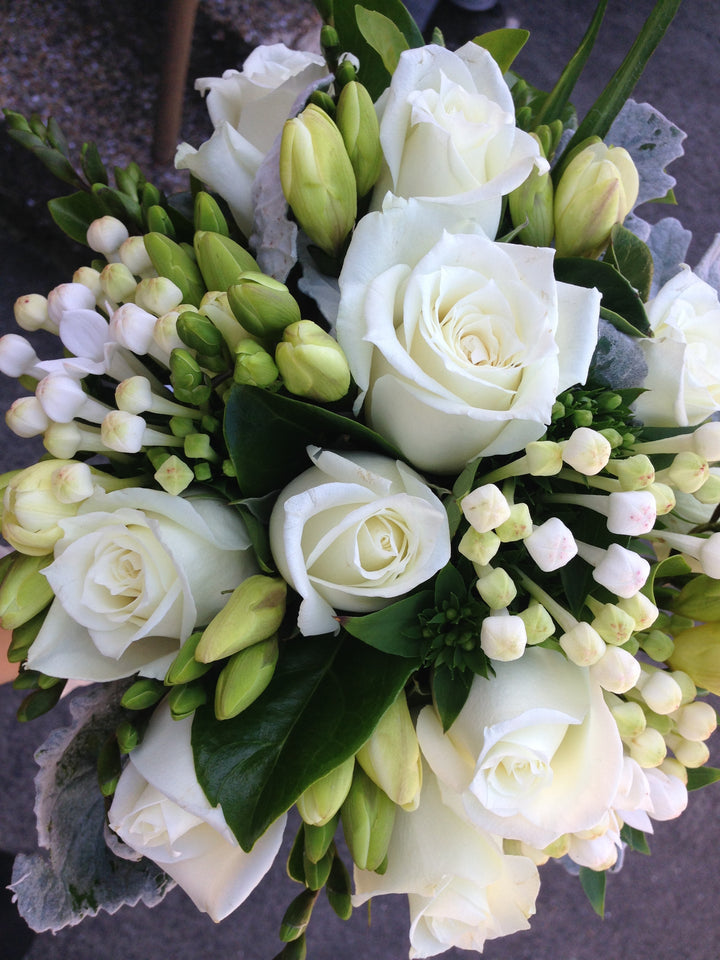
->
[341, 765, 396, 871]
[576, 541, 650, 598]
[608, 696, 646, 739]
[195, 575, 286, 662]
[475, 566, 517, 610]
[296, 756, 355, 827]
[559, 621, 606, 666]
[47, 282, 97, 327]
[628, 726, 667, 768]
[588, 601, 636, 646]
[668, 624, 720, 695]
[233, 339, 280, 388]
[672, 701, 717, 742]
[167, 680, 208, 721]
[457, 527, 500, 565]
[336, 80, 382, 197]
[169, 348, 211, 405]
[480, 613, 527, 661]
[119, 235, 156, 278]
[524, 517, 577, 571]
[554, 139, 639, 258]
[275, 320, 351, 402]
[657, 452, 710, 494]
[517, 601, 555, 645]
[143, 232, 205, 307]
[176, 310, 228, 358]
[193, 230, 259, 292]
[164, 630, 213, 686]
[154, 455, 195, 495]
[561, 427, 612, 475]
[495, 503, 532, 542]
[304, 814, 339, 866]
[134, 276, 184, 316]
[589, 644, 641, 694]
[193, 191, 229, 235]
[635, 666, 683, 715]
[356, 691, 422, 811]
[87, 215, 129, 260]
[509, 134, 554, 247]
[0, 553, 54, 629]
[13, 293, 53, 333]
[120, 677, 167, 711]
[617, 592, 658, 631]
[227, 274, 301, 340]
[6, 397, 50, 439]
[214, 635, 279, 720]
[461, 484, 510, 534]
[280, 104, 357, 257]
[100, 262, 137, 304]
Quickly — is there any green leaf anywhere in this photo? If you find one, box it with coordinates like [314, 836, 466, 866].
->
[192, 634, 418, 851]
[670, 575, 720, 621]
[579, 866, 606, 917]
[356, 7, 409, 75]
[554, 257, 650, 337]
[434, 563, 467, 604]
[81, 142, 108, 186]
[7, 128, 83, 187]
[473, 29, 529, 74]
[343, 591, 432, 658]
[555, 0, 683, 179]
[91, 183, 143, 231]
[642, 554, 692, 605]
[533, 0, 607, 129]
[224, 384, 400, 499]
[603, 224, 654, 303]
[47, 191, 106, 245]
[686, 765, 720, 791]
[333, 0, 424, 100]
[432, 665, 472, 732]
[620, 823, 651, 854]
[46, 117, 71, 158]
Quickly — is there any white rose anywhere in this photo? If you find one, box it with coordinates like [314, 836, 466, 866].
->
[175, 44, 326, 236]
[353, 761, 539, 959]
[336, 198, 600, 473]
[26, 487, 255, 681]
[417, 647, 624, 849]
[373, 42, 546, 237]
[268, 447, 451, 636]
[108, 702, 286, 922]
[633, 266, 720, 426]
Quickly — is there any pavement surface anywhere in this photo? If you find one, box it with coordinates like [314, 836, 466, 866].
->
[0, 2, 719, 959]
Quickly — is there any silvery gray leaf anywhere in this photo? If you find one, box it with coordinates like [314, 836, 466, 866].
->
[296, 234, 341, 329]
[695, 233, 720, 294]
[9, 683, 174, 933]
[590, 318, 648, 389]
[625, 214, 692, 298]
[608, 100, 686, 207]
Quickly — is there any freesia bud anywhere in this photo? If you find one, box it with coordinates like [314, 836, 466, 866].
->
[227, 273, 301, 340]
[134, 276, 184, 316]
[233, 340, 279, 388]
[280, 104, 357, 257]
[0, 553, 54, 629]
[559, 621, 606, 666]
[214, 635, 279, 720]
[460, 484, 510, 534]
[590, 644, 641, 693]
[480, 613, 527, 661]
[561, 427, 612, 474]
[169, 348, 211, 405]
[517, 602, 555, 644]
[275, 320, 351, 402]
[628, 726, 666, 768]
[524, 517, 577, 571]
[341, 765, 396, 871]
[13, 293, 52, 333]
[356, 691, 421, 810]
[336, 80, 382, 197]
[672, 701, 717, 742]
[193, 230, 259, 292]
[176, 310, 228, 358]
[297, 756, 355, 827]
[195, 576, 286, 662]
[100, 262, 137, 303]
[193, 191, 229, 236]
[119, 236, 156, 278]
[509, 135, 554, 247]
[495, 503, 532, 542]
[86, 215, 129, 259]
[6, 397, 49, 438]
[144, 232, 205, 307]
[554, 139, 639, 258]
[475, 567, 517, 609]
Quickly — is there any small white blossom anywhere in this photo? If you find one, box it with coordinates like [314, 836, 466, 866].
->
[524, 517, 577, 571]
[461, 484, 511, 533]
[86, 215, 129, 260]
[561, 427, 612, 475]
[479, 612, 527, 661]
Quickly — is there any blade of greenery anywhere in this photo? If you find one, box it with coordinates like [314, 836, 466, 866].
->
[235, 502, 275, 573]
[554, 0, 683, 180]
[91, 183, 143, 230]
[473, 29, 530, 74]
[533, 0, 607, 129]
[620, 823, 651, 854]
[641, 554, 691, 605]
[80, 142, 109, 186]
[432, 665, 472, 732]
[687, 766, 720, 791]
[670, 575, 720, 622]
[46, 117, 71, 158]
[603, 224, 654, 303]
[446, 458, 482, 535]
[192, 634, 418, 850]
[342, 591, 433, 658]
[224, 384, 400, 499]
[47, 191, 106, 245]
[554, 257, 650, 337]
[356, 7, 409, 75]
[579, 866, 606, 917]
[7, 128, 84, 188]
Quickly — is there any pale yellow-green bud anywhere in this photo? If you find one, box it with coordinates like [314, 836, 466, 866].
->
[628, 726, 666, 768]
[154, 455, 194, 496]
[475, 566, 517, 610]
[192, 230, 259, 292]
[647, 482, 676, 516]
[640, 629, 675, 662]
[356, 691, 422, 811]
[336, 80, 382, 198]
[609, 454, 655, 491]
[608, 696, 647, 739]
[559, 621, 606, 666]
[589, 602, 636, 646]
[509, 136, 554, 247]
[275, 320, 351, 402]
[195, 575, 287, 662]
[341, 765, 396, 871]
[100, 262, 137, 304]
[554, 139, 639, 258]
[87, 215, 129, 259]
[659, 756, 688, 784]
[517, 601, 555, 645]
[296, 755, 355, 827]
[636, 666, 683, 715]
[458, 527, 500, 565]
[669, 669, 697, 705]
[134, 276, 184, 316]
[665, 732, 710, 768]
[227, 273, 301, 340]
[199, 291, 247, 352]
[495, 503, 532, 542]
[165, 630, 213, 686]
[671, 700, 717, 742]
[119, 235, 156, 278]
[280, 104, 357, 256]
[668, 623, 720, 695]
[661, 452, 709, 494]
[214, 635, 279, 720]
[0, 552, 54, 629]
[72, 266, 103, 301]
[13, 293, 52, 333]
[234, 339, 279, 388]
[617, 592, 658, 631]
[695, 473, 720, 505]
[525, 440, 563, 476]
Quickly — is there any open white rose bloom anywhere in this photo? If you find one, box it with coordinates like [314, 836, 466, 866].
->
[3, 1, 720, 957]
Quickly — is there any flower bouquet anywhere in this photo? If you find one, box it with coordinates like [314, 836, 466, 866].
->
[2, 0, 720, 956]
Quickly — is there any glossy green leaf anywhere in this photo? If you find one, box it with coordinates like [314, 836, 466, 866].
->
[224, 384, 399, 499]
[8, 128, 82, 187]
[432, 665, 472, 732]
[620, 823, 651, 854]
[342, 591, 432, 658]
[81, 142, 108, 186]
[670, 575, 720, 622]
[91, 183, 143, 231]
[192, 634, 417, 851]
[48, 191, 105, 245]
[686, 765, 720, 791]
[642, 554, 691, 605]
[579, 866, 606, 917]
[46, 117, 71, 158]
[473, 29, 529, 74]
[356, 7, 409, 75]
[554, 257, 649, 337]
[604, 224, 654, 303]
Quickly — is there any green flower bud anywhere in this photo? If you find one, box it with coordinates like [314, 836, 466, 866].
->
[199, 291, 246, 351]
[608, 696, 646, 739]
[165, 630, 213, 686]
[195, 575, 287, 663]
[517, 601, 555, 645]
[120, 677, 167, 710]
[169, 348, 212, 405]
[554, 138, 639, 259]
[458, 528, 501, 565]
[668, 623, 720, 696]
[227, 273, 301, 340]
[144, 233, 205, 306]
[193, 191, 229, 235]
[280, 104, 357, 257]
[303, 843, 335, 892]
[193, 230, 259, 292]
[275, 320, 351, 402]
[116, 716, 149, 754]
[176, 310, 228, 358]
[640, 629, 675, 663]
[146, 204, 176, 238]
[341, 765, 396, 871]
[356, 691, 421, 810]
[214, 635, 279, 720]
[508, 136, 554, 247]
[7, 607, 47, 663]
[16, 682, 66, 722]
[272, 935, 308, 960]
[296, 755, 355, 827]
[167, 680, 207, 721]
[336, 81, 382, 197]
[334, 59, 357, 87]
[280, 890, 317, 943]
[0, 553, 54, 629]
[308, 90, 336, 117]
[325, 850, 353, 920]
[303, 814, 339, 864]
[475, 567, 517, 610]
[234, 339, 280, 387]
[154, 455, 194, 495]
[184, 433, 217, 461]
[590, 603, 636, 646]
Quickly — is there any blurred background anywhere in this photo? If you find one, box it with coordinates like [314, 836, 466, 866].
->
[0, 1, 718, 958]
